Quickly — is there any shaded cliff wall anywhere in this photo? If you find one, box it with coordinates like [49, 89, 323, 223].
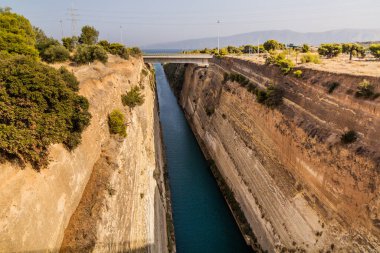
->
[166, 58, 380, 252]
[0, 56, 169, 253]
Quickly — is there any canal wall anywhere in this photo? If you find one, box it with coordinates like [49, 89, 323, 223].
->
[164, 58, 380, 252]
[0, 56, 170, 252]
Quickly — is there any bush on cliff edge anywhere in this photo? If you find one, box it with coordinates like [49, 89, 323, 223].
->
[0, 55, 91, 169]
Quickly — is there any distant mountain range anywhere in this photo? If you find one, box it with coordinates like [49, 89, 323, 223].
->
[144, 29, 380, 50]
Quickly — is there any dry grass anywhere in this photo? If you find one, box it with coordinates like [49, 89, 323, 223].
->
[234, 53, 380, 77]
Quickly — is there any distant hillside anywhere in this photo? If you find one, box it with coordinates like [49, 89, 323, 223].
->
[144, 29, 380, 50]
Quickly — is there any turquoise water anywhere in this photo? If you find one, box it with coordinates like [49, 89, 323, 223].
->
[155, 64, 253, 253]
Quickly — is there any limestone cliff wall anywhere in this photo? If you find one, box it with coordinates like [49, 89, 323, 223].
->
[169, 58, 380, 252]
[0, 56, 169, 253]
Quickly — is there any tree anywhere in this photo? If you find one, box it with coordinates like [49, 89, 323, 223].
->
[33, 27, 62, 60]
[226, 45, 241, 54]
[0, 10, 38, 57]
[41, 44, 70, 63]
[369, 44, 380, 59]
[242, 45, 255, 54]
[62, 36, 77, 51]
[301, 44, 310, 53]
[318, 44, 342, 58]
[263, 40, 281, 51]
[342, 43, 365, 60]
[79, 25, 99, 45]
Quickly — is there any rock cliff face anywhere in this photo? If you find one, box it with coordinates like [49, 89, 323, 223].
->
[166, 58, 380, 252]
[0, 56, 170, 253]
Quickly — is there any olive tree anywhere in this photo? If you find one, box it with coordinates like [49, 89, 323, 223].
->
[318, 44, 342, 58]
[342, 43, 365, 60]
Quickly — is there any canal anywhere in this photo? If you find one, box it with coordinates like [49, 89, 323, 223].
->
[155, 64, 253, 253]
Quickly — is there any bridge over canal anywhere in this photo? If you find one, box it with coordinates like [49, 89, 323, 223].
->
[143, 54, 213, 65]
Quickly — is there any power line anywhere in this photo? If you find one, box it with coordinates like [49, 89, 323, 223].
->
[68, 5, 79, 36]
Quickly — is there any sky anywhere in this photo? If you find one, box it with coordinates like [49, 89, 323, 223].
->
[2, 0, 380, 47]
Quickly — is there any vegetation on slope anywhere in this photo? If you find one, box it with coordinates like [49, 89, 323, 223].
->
[265, 52, 295, 74]
[121, 86, 145, 108]
[223, 73, 284, 108]
[0, 8, 91, 169]
[108, 110, 127, 137]
[0, 55, 91, 169]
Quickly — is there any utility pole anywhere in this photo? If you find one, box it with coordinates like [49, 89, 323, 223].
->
[59, 20, 64, 38]
[68, 5, 79, 36]
[120, 25, 123, 44]
[217, 20, 220, 54]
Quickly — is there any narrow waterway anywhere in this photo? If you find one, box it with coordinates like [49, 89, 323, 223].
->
[155, 64, 253, 253]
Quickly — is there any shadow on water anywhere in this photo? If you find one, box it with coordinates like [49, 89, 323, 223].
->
[155, 63, 253, 253]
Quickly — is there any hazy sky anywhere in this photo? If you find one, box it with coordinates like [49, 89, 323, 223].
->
[2, 0, 380, 46]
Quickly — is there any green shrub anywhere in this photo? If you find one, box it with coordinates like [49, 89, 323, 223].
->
[205, 107, 215, 116]
[108, 110, 126, 137]
[264, 85, 284, 107]
[277, 58, 294, 74]
[141, 68, 149, 77]
[341, 130, 357, 144]
[327, 82, 340, 94]
[355, 79, 376, 99]
[128, 47, 142, 57]
[104, 43, 142, 60]
[58, 67, 80, 91]
[0, 55, 91, 169]
[219, 48, 228, 55]
[256, 85, 284, 108]
[62, 36, 77, 51]
[256, 89, 268, 104]
[301, 44, 310, 53]
[40, 44, 70, 63]
[121, 86, 145, 108]
[369, 44, 380, 59]
[108, 43, 128, 58]
[301, 53, 321, 64]
[0, 10, 39, 58]
[318, 44, 342, 58]
[72, 45, 108, 64]
[266, 52, 295, 74]
[293, 70, 303, 78]
[97, 40, 110, 51]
